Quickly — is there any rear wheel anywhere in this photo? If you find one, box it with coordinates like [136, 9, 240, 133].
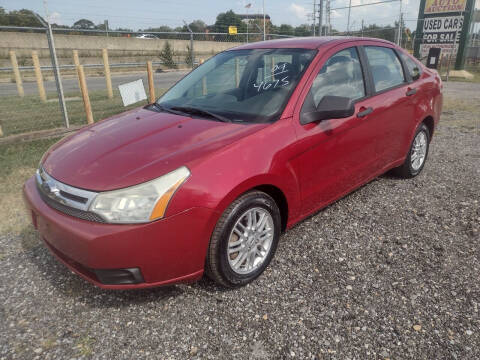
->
[393, 123, 430, 178]
[205, 191, 281, 287]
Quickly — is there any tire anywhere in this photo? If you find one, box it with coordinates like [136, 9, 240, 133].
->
[393, 123, 430, 179]
[205, 191, 281, 288]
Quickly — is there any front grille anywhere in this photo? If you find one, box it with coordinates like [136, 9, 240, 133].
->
[36, 167, 105, 223]
[37, 183, 105, 223]
[59, 190, 88, 204]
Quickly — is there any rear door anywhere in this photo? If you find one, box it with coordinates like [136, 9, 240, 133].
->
[291, 44, 385, 216]
[361, 44, 415, 165]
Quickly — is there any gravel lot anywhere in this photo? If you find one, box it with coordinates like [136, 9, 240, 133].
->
[1, 82, 479, 360]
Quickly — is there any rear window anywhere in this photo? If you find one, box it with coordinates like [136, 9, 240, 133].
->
[365, 46, 405, 92]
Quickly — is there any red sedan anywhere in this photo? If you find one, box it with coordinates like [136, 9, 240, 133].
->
[23, 37, 442, 289]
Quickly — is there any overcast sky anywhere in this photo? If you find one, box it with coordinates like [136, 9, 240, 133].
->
[2, 0, 477, 32]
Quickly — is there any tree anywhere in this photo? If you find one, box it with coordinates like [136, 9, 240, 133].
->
[188, 20, 207, 33]
[160, 42, 177, 69]
[96, 22, 108, 31]
[213, 10, 246, 33]
[73, 18, 95, 29]
[360, 24, 395, 42]
[277, 24, 294, 36]
[0, 8, 44, 27]
[294, 24, 312, 37]
[185, 44, 193, 67]
[144, 25, 174, 33]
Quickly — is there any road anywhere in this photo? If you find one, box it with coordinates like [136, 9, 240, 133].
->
[0, 71, 188, 96]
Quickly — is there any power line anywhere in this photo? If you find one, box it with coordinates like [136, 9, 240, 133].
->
[331, 0, 400, 11]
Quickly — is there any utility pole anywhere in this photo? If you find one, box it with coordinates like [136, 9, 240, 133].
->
[246, 7, 249, 43]
[318, 0, 324, 36]
[325, 0, 331, 35]
[361, 19, 364, 37]
[347, 0, 352, 34]
[397, 12, 403, 46]
[312, 1, 317, 36]
[396, 0, 402, 45]
[263, 0, 266, 41]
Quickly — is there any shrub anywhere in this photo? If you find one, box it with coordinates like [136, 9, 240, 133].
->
[160, 41, 177, 69]
[184, 45, 193, 68]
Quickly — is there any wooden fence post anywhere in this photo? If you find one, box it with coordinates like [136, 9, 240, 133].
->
[72, 50, 80, 67]
[77, 65, 94, 124]
[102, 48, 113, 99]
[9, 51, 24, 98]
[31, 51, 47, 102]
[72, 50, 81, 90]
[146, 61, 155, 103]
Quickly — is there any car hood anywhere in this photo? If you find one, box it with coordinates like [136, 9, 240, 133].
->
[42, 107, 267, 191]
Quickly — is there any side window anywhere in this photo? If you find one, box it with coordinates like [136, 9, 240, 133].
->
[399, 52, 422, 81]
[308, 47, 365, 107]
[365, 46, 405, 92]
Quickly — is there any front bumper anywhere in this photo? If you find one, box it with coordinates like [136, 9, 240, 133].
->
[23, 176, 218, 289]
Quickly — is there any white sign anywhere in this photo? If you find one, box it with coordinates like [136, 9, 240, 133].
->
[118, 79, 147, 106]
[423, 16, 464, 33]
[420, 43, 459, 57]
[420, 14, 464, 58]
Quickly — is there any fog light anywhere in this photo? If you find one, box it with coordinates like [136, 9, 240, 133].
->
[94, 267, 144, 285]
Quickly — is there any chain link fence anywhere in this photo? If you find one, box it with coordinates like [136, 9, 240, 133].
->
[0, 24, 479, 140]
[0, 25, 295, 139]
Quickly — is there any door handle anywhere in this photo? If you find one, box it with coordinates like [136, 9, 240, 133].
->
[357, 107, 373, 118]
[406, 88, 417, 96]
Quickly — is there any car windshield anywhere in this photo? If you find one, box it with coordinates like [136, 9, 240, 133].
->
[157, 48, 317, 123]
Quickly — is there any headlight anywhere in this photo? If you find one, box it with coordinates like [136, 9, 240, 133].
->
[89, 166, 190, 224]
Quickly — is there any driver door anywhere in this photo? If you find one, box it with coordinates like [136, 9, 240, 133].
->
[291, 45, 383, 216]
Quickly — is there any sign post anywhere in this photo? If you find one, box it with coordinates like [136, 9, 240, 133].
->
[414, 0, 475, 71]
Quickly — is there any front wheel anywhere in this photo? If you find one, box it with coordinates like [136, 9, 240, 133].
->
[393, 123, 430, 178]
[205, 191, 281, 288]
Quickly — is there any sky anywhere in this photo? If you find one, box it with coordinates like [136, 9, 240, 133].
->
[0, 0, 471, 33]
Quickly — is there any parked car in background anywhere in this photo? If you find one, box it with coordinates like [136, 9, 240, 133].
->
[136, 33, 157, 39]
[23, 37, 442, 289]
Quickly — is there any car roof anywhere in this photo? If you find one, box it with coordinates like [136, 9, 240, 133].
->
[230, 36, 395, 50]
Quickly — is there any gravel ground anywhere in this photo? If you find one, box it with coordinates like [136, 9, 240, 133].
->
[1, 82, 479, 360]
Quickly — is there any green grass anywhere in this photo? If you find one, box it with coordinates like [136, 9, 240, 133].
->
[442, 97, 480, 131]
[0, 137, 61, 234]
[0, 88, 165, 137]
[0, 87, 165, 234]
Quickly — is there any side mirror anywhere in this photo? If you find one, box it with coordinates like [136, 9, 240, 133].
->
[300, 95, 355, 125]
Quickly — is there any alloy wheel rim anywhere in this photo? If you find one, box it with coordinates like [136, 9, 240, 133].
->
[227, 207, 274, 275]
[411, 131, 427, 171]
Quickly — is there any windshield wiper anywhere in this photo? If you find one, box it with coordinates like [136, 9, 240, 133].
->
[148, 103, 184, 116]
[170, 106, 232, 123]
